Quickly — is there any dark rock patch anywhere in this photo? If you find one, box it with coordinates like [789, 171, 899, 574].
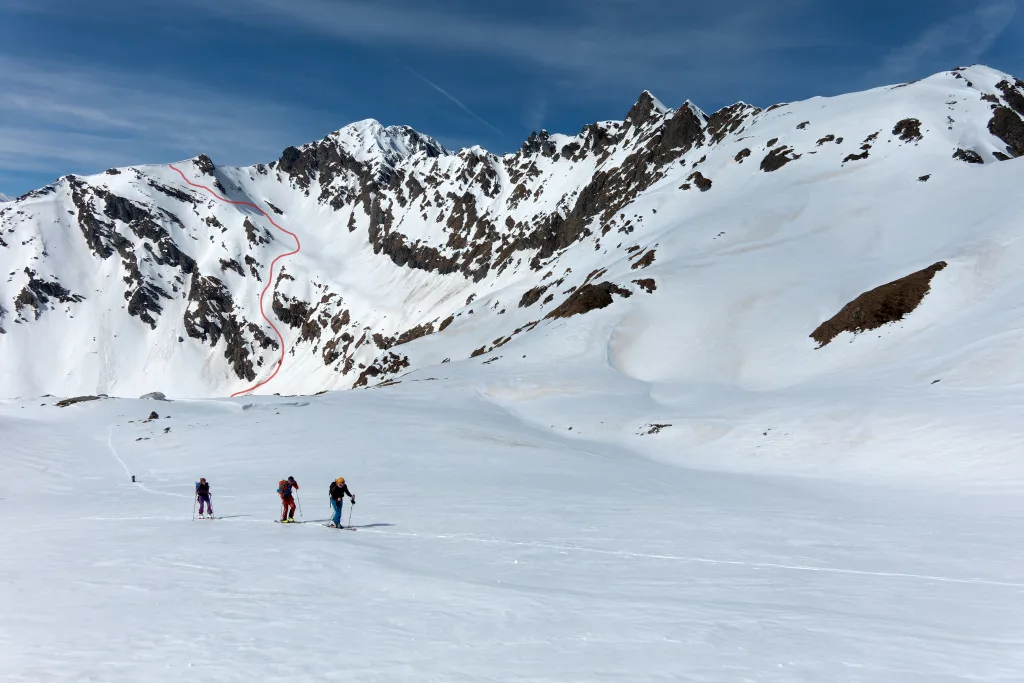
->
[995, 80, 1024, 116]
[519, 285, 549, 308]
[395, 321, 435, 346]
[545, 282, 632, 319]
[439, 315, 455, 332]
[631, 249, 656, 270]
[353, 352, 410, 388]
[918, 174, 931, 182]
[735, 148, 751, 162]
[816, 134, 836, 146]
[893, 118, 923, 142]
[952, 148, 983, 164]
[56, 395, 102, 408]
[147, 180, 195, 204]
[184, 275, 259, 380]
[810, 261, 947, 348]
[988, 106, 1024, 157]
[219, 258, 245, 276]
[797, 121, 810, 130]
[760, 146, 800, 172]
[688, 171, 712, 191]
[843, 151, 870, 163]
[193, 154, 216, 176]
[14, 267, 85, 320]
[633, 278, 656, 293]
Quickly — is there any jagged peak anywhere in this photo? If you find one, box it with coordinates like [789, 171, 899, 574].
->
[625, 91, 671, 128]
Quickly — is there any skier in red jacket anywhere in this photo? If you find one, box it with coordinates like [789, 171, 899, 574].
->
[277, 476, 299, 522]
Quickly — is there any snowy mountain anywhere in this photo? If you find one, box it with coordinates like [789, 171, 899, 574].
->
[0, 192, 13, 203]
[1, 65, 1023, 400]
[5, 66, 1024, 682]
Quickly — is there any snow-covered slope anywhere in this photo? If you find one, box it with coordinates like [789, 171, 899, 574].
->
[0, 192, 13, 203]
[3, 384, 1023, 682]
[4, 65, 1024, 682]
[1, 65, 1023, 400]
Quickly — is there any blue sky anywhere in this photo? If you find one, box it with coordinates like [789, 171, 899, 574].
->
[1, 0, 1021, 196]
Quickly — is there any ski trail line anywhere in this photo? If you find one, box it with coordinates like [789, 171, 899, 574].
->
[106, 427, 188, 498]
[358, 529, 1024, 590]
[168, 164, 301, 397]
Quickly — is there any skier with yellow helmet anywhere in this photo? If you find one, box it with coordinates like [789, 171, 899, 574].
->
[328, 477, 355, 528]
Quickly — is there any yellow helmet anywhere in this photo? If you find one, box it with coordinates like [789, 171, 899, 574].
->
[336, 477, 345, 485]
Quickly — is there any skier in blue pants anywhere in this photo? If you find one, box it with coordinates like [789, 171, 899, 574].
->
[329, 477, 355, 528]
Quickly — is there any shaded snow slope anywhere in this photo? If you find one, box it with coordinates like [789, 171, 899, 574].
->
[1, 65, 1024, 400]
[2, 388, 1023, 682]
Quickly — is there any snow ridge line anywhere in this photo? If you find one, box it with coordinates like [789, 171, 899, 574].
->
[168, 164, 301, 397]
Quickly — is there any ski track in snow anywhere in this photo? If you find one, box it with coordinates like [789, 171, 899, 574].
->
[95, 426, 1024, 591]
[105, 426, 187, 498]
[168, 164, 301, 397]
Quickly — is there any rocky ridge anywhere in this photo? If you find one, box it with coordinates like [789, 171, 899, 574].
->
[1, 65, 1022, 397]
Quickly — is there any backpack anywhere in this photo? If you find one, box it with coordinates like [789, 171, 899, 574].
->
[278, 479, 291, 496]
[196, 481, 209, 496]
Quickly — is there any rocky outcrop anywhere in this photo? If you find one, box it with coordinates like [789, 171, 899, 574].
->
[811, 262, 947, 347]
[545, 282, 632, 319]
[184, 275, 268, 380]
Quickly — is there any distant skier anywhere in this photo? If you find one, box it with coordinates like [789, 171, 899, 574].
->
[131, 475, 136, 483]
[328, 477, 355, 528]
[277, 476, 299, 522]
[195, 478, 213, 519]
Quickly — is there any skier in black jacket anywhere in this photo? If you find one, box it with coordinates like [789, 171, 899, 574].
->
[328, 477, 355, 528]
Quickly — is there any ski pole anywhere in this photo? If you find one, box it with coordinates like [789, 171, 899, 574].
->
[347, 503, 353, 528]
[192, 495, 197, 522]
[296, 492, 304, 521]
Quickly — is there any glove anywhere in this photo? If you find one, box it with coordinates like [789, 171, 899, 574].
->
[351, 497, 356, 504]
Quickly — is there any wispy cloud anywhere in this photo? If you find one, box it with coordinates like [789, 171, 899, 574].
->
[870, 1, 1017, 83]
[396, 62, 504, 138]
[0, 55, 314, 187]
[175, 0, 834, 96]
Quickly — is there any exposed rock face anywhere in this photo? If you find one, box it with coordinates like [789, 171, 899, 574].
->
[14, 268, 84, 321]
[893, 118, 923, 142]
[1, 65, 1021, 396]
[988, 107, 1024, 157]
[545, 282, 633, 319]
[761, 146, 800, 172]
[811, 262, 947, 347]
[183, 275, 271, 381]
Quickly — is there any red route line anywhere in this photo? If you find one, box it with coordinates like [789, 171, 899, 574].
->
[168, 164, 301, 397]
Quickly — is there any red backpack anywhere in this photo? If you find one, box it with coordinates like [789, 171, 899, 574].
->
[277, 479, 292, 497]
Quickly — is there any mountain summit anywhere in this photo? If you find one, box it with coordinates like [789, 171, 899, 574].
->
[1, 65, 1023, 398]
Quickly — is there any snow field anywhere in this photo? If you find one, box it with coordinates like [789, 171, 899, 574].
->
[2, 383, 1023, 682]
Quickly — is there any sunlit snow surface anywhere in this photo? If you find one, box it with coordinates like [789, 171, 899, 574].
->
[3, 375, 1023, 682]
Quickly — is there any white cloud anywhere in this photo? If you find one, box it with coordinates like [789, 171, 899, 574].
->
[0, 55, 315, 179]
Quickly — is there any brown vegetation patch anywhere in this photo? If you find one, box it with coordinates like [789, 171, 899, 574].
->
[810, 261, 947, 348]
